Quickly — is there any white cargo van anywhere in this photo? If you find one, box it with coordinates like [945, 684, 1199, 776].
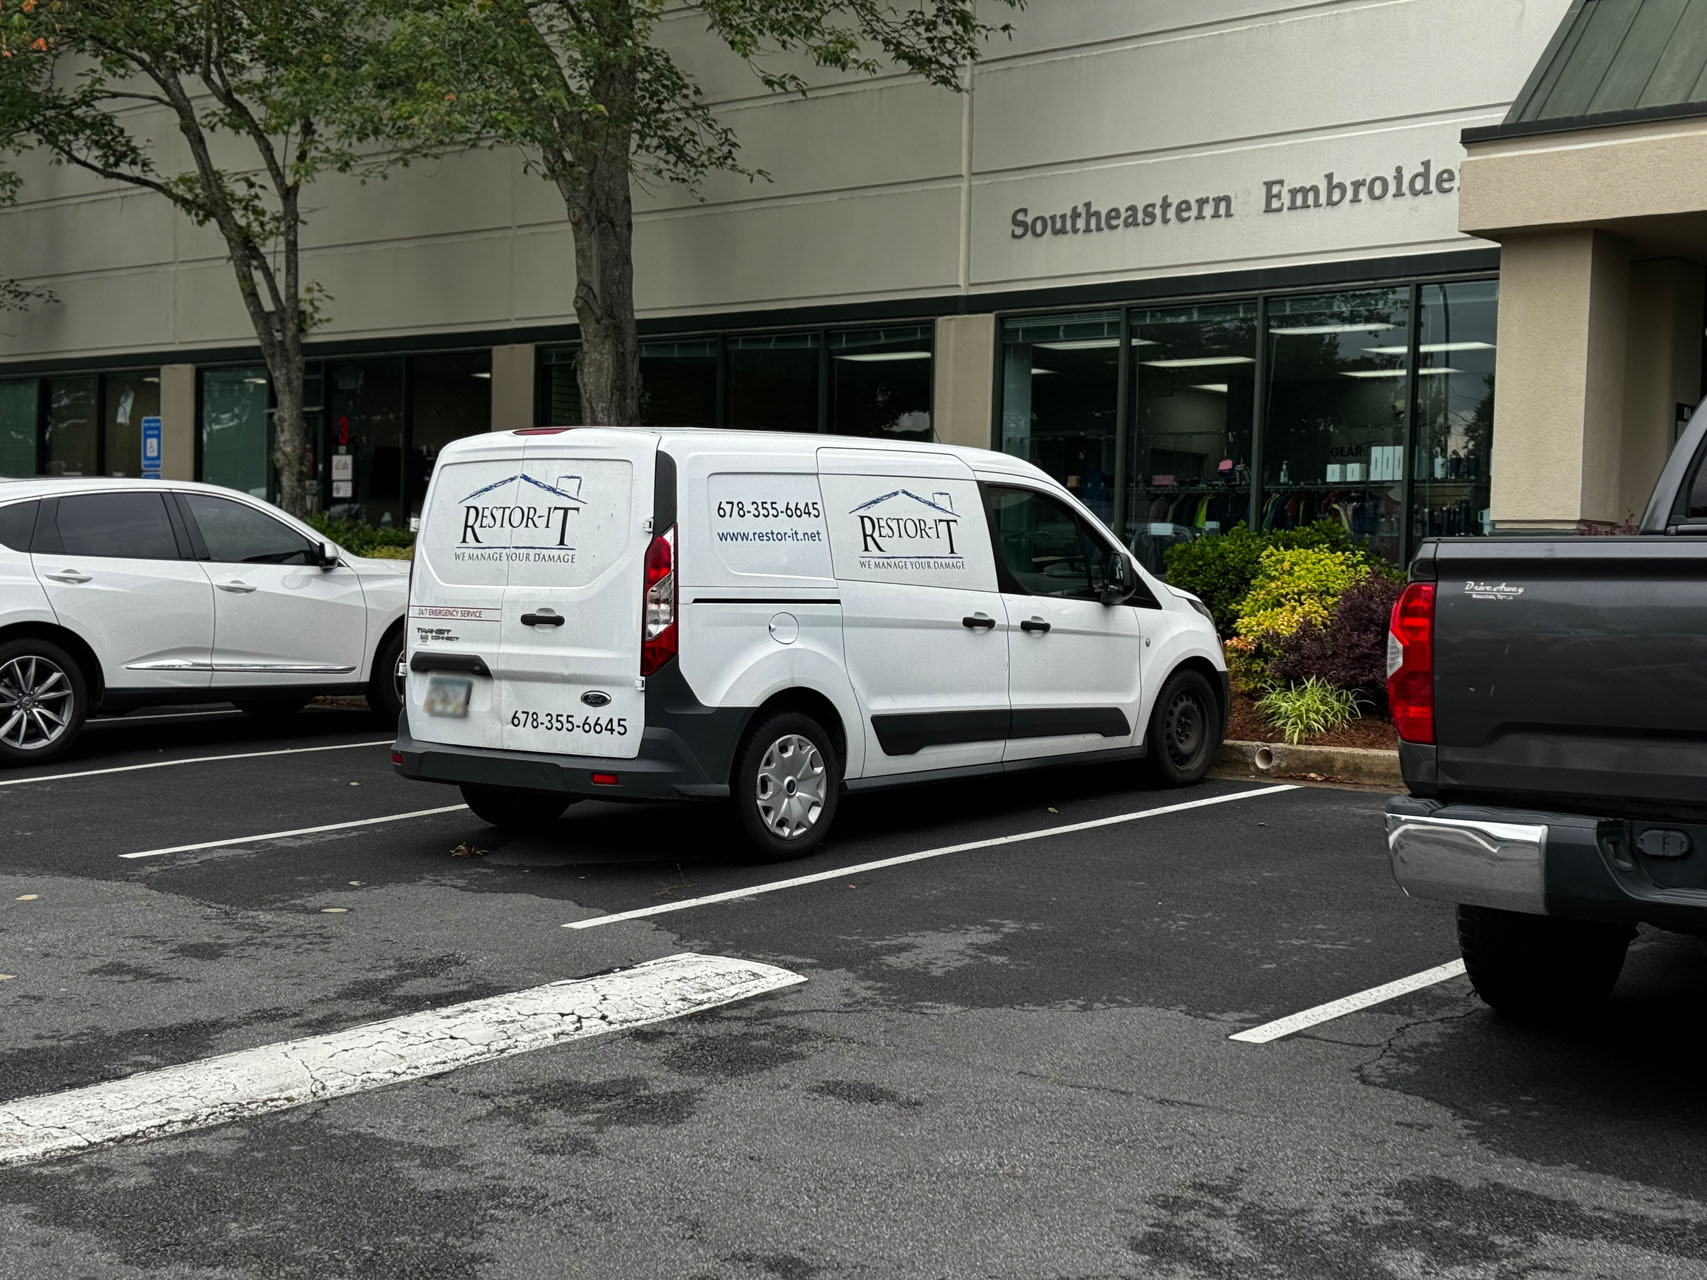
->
[393, 428, 1228, 858]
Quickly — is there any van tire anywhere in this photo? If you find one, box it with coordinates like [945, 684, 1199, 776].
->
[1145, 667, 1220, 787]
[0, 637, 88, 766]
[733, 711, 841, 861]
[1457, 904, 1631, 1020]
[460, 784, 574, 832]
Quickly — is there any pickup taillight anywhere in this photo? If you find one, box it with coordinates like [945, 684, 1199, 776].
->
[1387, 583, 1435, 744]
[641, 525, 677, 676]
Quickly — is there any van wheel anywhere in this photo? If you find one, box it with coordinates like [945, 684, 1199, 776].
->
[734, 712, 840, 861]
[367, 628, 405, 724]
[460, 784, 574, 832]
[0, 638, 87, 766]
[1458, 905, 1631, 1020]
[1145, 668, 1220, 787]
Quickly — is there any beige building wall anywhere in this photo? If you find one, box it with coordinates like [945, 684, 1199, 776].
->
[931, 316, 994, 450]
[158, 363, 196, 482]
[489, 344, 536, 431]
[0, 0, 1570, 368]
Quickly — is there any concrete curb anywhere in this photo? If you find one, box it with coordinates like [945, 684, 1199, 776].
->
[1214, 739, 1401, 790]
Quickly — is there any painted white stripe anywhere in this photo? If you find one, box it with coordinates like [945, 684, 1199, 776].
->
[119, 804, 469, 860]
[565, 785, 1297, 930]
[1228, 959, 1468, 1044]
[0, 739, 392, 788]
[0, 952, 803, 1168]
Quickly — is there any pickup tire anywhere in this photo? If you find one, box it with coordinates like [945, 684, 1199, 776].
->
[1457, 904, 1632, 1020]
[460, 784, 575, 832]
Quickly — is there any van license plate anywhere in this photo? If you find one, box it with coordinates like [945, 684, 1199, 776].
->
[423, 675, 472, 719]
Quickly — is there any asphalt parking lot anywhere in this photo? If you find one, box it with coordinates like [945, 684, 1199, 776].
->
[1, 709, 1705, 1279]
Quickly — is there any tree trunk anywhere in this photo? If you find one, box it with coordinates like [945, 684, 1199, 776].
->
[559, 71, 641, 426]
[268, 337, 308, 518]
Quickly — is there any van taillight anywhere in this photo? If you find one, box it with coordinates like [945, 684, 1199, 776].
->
[641, 525, 677, 676]
[1387, 583, 1435, 745]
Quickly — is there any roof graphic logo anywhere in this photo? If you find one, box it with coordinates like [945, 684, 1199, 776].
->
[851, 488, 963, 559]
[457, 473, 585, 549]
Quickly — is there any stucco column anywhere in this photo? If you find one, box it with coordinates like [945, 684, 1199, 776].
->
[158, 363, 196, 481]
[932, 315, 995, 450]
[1487, 231, 1632, 530]
[490, 344, 536, 431]
[1618, 260, 1706, 524]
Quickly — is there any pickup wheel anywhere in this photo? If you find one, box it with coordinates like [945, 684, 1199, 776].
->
[733, 711, 841, 862]
[1144, 668, 1221, 787]
[1457, 904, 1632, 1020]
[460, 784, 575, 832]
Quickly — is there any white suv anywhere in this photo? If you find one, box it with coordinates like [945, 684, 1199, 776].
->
[0, 478, 410, 764]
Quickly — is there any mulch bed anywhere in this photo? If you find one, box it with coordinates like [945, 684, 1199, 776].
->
[1224, 690, 1397, 751]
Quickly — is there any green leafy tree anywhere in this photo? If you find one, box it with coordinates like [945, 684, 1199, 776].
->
[0, 0, 434, 513]
[384, 0, 1019, 425]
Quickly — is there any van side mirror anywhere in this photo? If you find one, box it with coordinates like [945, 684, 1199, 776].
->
[1100, 553, 1136, 606]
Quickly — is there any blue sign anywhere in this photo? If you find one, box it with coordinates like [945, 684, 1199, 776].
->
[141, 416, 162, 477]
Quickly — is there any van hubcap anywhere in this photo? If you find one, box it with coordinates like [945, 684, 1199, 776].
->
[755, 734, 826, 839]
[0, 655, 73, 751]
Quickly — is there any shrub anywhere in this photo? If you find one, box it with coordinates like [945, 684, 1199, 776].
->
[1234, 546, 1368, 645]
[1163, 520, 1366, 636]
[307, 514, 415, 556]
[363, 545, 415, 560]
[1268, 571, 1403, 705]
[1256, 678, 1368, 745]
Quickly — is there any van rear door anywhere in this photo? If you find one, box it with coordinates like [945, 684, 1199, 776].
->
[411, 430, 655, 760]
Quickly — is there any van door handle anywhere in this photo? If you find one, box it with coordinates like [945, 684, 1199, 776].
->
[961, 614, 996, 631]
[216, 581, 257, 594]
[521, 612, 565, 628]
[43, 570, 91, 584]
[1020, 617, 1051, 634]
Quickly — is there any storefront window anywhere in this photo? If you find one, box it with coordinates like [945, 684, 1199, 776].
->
[329, 358, 405, 527]
[409, 351, 491, 521]
[101, 372, 159, 477]
[727, 333, 820, 431]
[641, 338, 718, 426]
[829, 326, 932, 441]
[201, 367, 271, 497]
[1001, 311, 1120, 525]
[43, 376, 97, 478]
[1412, 281, 1497, 541]
[1262, 289, 1410, 563]
[0, 380, 37, 476]
[1126, 301, 1257, 573]
[541, 345, 582, 425]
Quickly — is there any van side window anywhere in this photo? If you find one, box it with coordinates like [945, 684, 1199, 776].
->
[987, 487, 1101, 600]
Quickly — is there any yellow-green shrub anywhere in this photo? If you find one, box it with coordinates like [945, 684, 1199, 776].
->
[1230, 547, 1368, 691]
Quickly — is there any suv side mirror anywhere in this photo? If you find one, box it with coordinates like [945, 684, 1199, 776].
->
[315, 541, 340, 570]
[1100, 553, 1136, 606]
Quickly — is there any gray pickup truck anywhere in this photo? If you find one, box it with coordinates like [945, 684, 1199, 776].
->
[1386, 398, 1707, 1018]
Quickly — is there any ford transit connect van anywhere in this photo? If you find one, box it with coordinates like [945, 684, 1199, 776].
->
[393, 428, 1228, 858]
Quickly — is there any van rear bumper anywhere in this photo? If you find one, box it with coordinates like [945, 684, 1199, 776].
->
[393, 719, 732, 801]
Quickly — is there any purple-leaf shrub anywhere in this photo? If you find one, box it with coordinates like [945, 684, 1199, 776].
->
[1267, 571, 1403, 705]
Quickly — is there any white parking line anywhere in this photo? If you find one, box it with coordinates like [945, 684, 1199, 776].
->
[565, 785, 1297, 930]
[1228, 959, 1468, 1044]
[0, 952, 804, 1168]
[0, 739, 393, 788]
[118, 804, 469, 860]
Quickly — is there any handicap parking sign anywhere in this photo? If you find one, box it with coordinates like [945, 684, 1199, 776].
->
[141, 416, 162, 476]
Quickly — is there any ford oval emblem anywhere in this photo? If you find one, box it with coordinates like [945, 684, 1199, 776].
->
[581, 691, 612, 708]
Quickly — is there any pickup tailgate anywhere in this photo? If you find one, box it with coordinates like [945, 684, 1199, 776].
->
[1428, 537, 1707, 818]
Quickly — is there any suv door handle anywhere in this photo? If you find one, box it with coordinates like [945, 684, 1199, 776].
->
[43, 570, 91, 584]
[961, 614, 996, 631]
[1020, 617, 1051, 634]
[521, 612, 565, 628]
[216, 581, 257, 594]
